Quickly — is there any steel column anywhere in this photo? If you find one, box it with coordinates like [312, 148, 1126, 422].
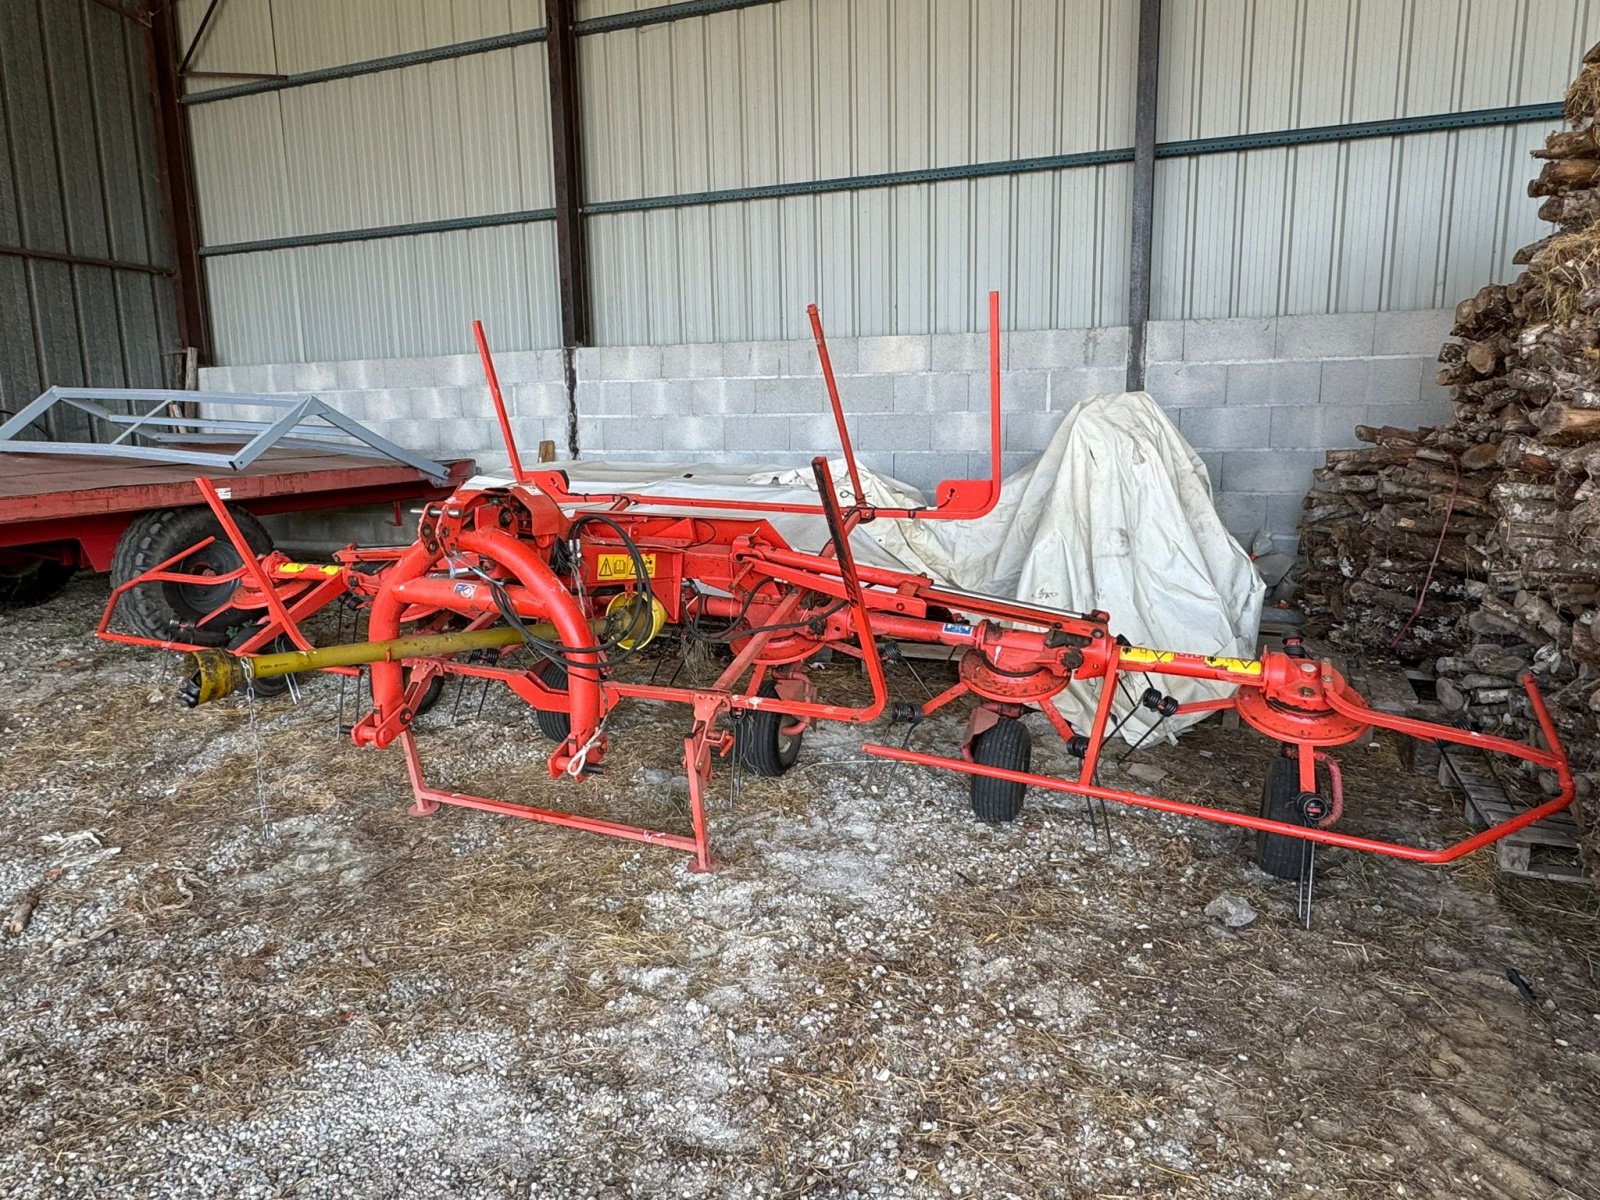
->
[545, 0, 592, 351]
[1126, 0, 1161, 393]
[144, 0, 211, 362]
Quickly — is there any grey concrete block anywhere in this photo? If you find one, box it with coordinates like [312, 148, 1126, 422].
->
[789, 414, 846, 450]
[896, 372, 970, 412]
[496, 350, 548, 383]
[1275, 313, 1376, 359]
[1213, 492, 1267, 542]
[624, 380, 687, 417]
[932, 332, 988, 372]
[577, 380, 633, 416]
[835, 373, 894, 412]
[892, 374, 931, 411]
[332, 359, 386, 391]
[990, 370, 1048, 412]
[788, 336, 856, 377]
[1184, 317, 1276, 363]
[999, 451, 1036, 477]
[658, 344, 692, 380]
[1365, 356, 1428, 405]
[1374, 307, 1452, 356]
[294, 361, 338, 391]
[580, 344, 663, 382]
[383, 357, 436, 388]
[383, 418, 443, 453]
[724, 416, 791, 452]
[599, 416, 664, 452]
[927, 412, 995, 453]
[1319, 359, 1369, 406]
[197, 366, 231, 391]
[661, 415, 723, 453]
[1084, 325, 1129, 369]
[574, 417, 604, 454]
[1224, 360, 1321, 407]
[1003, 411, 1066, 451]
[692, 378, 756, 414]
[851, 413, 931, 451]
[1219, 449, 1324, 494]
[261, 363, 302, 393]
[508, 417, 559, 455]
[1145, 320, 1185, 362]
[892, 452, 970, 493]
[430, 418, 497, 455]
[685, 342, 725, 378]
[1268, 402, 1368, 450]
[721, 340, 786, 378]
[318, 390, 368, 420]
[857, 334, 931, 375]
[1008, 328, 1086, 371]
[754, 375, 821, 413]
[434, 353, 483, 387]
[1263, 492, 1309, 542]
[1180, 405, 1271, 451]
[1146, 361, 1227, 408]
[513, 381, 567, 419]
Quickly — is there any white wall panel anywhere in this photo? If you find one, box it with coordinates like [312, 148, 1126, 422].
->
[187, 0, 1600, 361]
[206, 224, 560, 364]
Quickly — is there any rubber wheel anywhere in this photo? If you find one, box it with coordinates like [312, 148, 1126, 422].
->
[1256, 756, 1312, 880]
[111, 506, 274, 646]
[969, 716, 1030, 823]
[0, 558, 76, 606]
[734, 681, 803, 777]
[534, 661, 571, 743]
[408, 668, 447, 715]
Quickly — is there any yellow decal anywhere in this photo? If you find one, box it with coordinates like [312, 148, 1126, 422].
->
[1203, 654, 1263, 676]
[1121, 646, 1175, 666]
[595, 552, 657, 581]
[279, 563, 342, 576]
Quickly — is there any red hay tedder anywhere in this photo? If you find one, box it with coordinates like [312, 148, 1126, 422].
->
[100, 294, 1574, 907]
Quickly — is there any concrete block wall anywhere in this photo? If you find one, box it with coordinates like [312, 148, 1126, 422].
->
[200, 307, 1454, 552]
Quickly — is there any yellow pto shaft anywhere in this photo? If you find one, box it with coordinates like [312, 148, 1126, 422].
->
[180, 622, 590, 708]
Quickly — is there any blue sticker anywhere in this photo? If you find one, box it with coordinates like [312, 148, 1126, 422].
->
[453, 581, 477, 598]
[942, 622, 973, 636]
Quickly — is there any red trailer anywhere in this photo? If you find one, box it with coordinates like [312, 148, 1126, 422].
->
[0, 389, 472, 625]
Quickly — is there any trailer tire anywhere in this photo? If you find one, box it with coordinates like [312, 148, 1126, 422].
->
[111, 506, 274, 646]
[0, 558, 76, 606]
[1255, 756, 1312, 880]
[734, 681, 803, 777]
[534, 661, 572, 743]
[969, 716, 1030, 823]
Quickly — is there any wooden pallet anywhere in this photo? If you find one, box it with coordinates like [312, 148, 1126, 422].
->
[1436, 747, 1589, 884]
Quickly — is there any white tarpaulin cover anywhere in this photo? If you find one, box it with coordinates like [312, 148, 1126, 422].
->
[481, 391, 1265, 743]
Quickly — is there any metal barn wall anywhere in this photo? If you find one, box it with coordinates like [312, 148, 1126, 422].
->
[0, 0, 178, 425]
[1153, 0, 1600, 320]
[580, 0, 1137, 343]
[178, 0, 559, 363]
[178, 0, 1600, 364]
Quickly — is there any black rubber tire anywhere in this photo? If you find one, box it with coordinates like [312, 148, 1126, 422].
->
[111, 506, 274, 646]
[534, 661, 572, 743]
[969, 716, 1031, 823]
[1255, 756, 1312, 880]
[409, 668, 447, 715]
[0, 557, 77, 606]
[734, 681, 803, 777]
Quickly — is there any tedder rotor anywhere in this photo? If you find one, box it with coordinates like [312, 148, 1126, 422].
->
[100, 293, 1574, 902]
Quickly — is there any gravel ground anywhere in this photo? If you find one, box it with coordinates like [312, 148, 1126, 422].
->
[2, 576, 1598, 1199]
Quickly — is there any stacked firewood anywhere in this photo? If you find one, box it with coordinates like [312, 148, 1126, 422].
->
[1299, 43, 1600, 840]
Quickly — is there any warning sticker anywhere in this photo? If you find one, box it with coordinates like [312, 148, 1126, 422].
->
[1203, 654, 1263, 676]
[595, 552, 657, 581]
[1120, 646, 1175, 667]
